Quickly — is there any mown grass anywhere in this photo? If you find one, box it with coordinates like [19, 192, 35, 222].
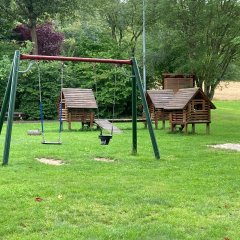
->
[0, 101, 240, 240]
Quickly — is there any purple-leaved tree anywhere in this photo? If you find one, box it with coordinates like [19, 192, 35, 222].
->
[14, 22, 64, 56]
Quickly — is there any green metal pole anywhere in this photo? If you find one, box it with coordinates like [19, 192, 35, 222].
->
[132, 66, 137, 155]
[2, 51, 20, 166]
[0, 64, 13, 134]
[131, 57, 160, 160]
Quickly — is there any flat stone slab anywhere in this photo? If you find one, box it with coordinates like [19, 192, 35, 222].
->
[208, 143, 240, 152]
[27, 129, 41, 135]
[94, 157, 115, 163]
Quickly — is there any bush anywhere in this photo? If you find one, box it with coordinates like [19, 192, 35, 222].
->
[18, 61, 64, 120]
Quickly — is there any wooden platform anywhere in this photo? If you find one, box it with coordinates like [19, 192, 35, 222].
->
[95, 119, 123, 134]
[107, 118, 146, 123]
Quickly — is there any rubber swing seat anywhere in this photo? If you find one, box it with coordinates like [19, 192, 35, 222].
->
[99, 135, 112, 145]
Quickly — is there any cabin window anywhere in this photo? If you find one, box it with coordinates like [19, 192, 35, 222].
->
[194, 102, 204, 110]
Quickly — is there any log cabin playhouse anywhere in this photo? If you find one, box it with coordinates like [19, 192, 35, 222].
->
[165, 88, 216, 134]
[146, 89, 174, 129]
[146, 87, 216, 134]
[146, 74, 195, 129]
[162, 73, 194, 93]
[59, 88, 98, 130]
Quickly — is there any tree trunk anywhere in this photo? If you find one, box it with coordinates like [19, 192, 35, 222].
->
[30, 25, 38, 55]
[209, 85, 215, 100]
[204, 83, 210, 98]
[203, 82, 216, 100]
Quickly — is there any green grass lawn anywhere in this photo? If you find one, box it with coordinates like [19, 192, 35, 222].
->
[0, 101, 240, 240]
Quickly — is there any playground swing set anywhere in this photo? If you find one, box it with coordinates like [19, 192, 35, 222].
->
[0, 50, 160, 166]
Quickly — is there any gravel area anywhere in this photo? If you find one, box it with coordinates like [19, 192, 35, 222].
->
[208, 143, 240, 152]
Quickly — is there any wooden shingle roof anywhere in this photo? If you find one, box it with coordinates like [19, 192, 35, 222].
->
[62, 88, 98, 109]
[164, 88, 216, 110]
[147, 90, 174, 109]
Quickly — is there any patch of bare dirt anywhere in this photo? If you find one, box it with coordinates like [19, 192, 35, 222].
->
[36, 158, 65, 165]
[214, 81, 240, 100]
[94, 157, 115, 163]
[208, 143, 240, 152]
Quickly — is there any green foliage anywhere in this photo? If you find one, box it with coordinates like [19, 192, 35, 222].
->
[0, 55, 12, 106]
[16, 60, 132, 120]
[60, 62, 132, 118]
[154, 0, 240, 98]
[0, 21, 133, 120]
[0, 0, 80, 54]
[0, 40, 18, 57]
[61, 22, 133, 118]
[1, 0, 79, 26]
[18, 61, 63, 120]
[3, 0, 239, 120]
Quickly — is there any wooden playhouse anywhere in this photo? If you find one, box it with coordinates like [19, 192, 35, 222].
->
[146, 89, 174, 129]
[164, 88, 216, 134]
[163, 73, 194, 93]
[59, 88, 98, 130]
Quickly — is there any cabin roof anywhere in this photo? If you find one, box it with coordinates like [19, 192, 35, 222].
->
[62, 88, 98, 109]
[164, 88, 216, 110]
[146, 89, 174, 109]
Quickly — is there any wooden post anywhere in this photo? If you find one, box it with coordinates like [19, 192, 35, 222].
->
[183, 111, 188, 134]
[162, 120, 166, 130]
[90, 112, 94, 128]
[68, 112, 72, 130]
[206, 123, 210, 134]
[169, 113, 174, 132]
[192, 123, 195, 134]
[184, 124, 188, 134]
[154, 112, 158, 129]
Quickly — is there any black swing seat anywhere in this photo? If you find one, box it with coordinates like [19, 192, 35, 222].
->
[41, 141, 62, 145]
[99, 135, 112, 145]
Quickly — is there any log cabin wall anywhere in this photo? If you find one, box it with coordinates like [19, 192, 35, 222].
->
[165, 88, 216, 134]
[146, 90, 174, 129]
[187, 99, 210, 123]
[58, 88, 98, 130]
[163, 74, 194, 93]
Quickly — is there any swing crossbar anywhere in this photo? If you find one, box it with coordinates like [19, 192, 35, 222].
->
[20, 54, 132, 65]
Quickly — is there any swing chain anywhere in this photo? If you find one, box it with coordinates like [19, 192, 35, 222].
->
[93, 63, 100, 121]
[111, 65, 117, 135]
[58, 62, 64, 143]
[37, 61, 64, 144]
[36, 61, 45, 143]
[18, 60, 35, 73]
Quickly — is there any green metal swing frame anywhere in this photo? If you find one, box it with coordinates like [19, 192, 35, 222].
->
[0, 50, 160, 166]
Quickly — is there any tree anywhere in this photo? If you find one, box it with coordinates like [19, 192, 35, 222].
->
[88, 0, 161, 56]
[0, 0, 78, 54]
[156, 0, 240, 99]
[14, 22, 64, 55]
